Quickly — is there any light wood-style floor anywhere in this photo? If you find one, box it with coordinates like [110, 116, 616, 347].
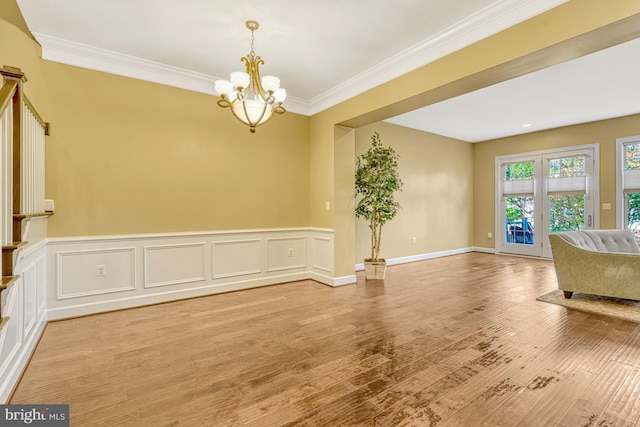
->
[10, 252, 640, 426]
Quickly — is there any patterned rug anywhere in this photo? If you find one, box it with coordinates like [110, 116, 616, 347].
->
[537, 289, 640, 323]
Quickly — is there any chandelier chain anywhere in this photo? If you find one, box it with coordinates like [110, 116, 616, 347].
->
[250, 28, 255, 56]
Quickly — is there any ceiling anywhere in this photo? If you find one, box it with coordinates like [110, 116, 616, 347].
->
[386, 37, 640, 142]
[14, 0, 640, 142]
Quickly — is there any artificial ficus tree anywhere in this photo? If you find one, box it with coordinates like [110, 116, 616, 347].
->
[355, 131, 403, 261]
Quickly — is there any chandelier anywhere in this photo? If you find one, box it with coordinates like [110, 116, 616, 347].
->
[214, 20, 287, 133]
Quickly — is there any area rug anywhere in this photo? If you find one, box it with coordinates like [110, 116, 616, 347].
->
[536, 289, 640, 323]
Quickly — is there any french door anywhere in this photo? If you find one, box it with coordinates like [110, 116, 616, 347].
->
[496, 145, 599, 258]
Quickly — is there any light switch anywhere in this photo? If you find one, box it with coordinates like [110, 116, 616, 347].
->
[603, 203, 611, 210]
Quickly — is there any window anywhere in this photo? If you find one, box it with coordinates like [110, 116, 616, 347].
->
[616, 136, 640, 237]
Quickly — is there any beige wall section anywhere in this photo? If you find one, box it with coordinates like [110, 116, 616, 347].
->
[0, 0, 30, 38]
[472, 113, 640, 250]
[333, 126, 356, 275]
[0, 11, 54, 124]
[41, 62, 310, 236]
[355, 122, 473, 263]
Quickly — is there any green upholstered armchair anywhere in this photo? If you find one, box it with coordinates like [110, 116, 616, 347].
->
[548, 230, 640, 300]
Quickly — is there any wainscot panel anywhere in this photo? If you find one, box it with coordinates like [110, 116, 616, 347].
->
[56, 247, 136, 298]
[144, 243, 206, 288]
[211, 239, 261, 279]
[266, 236, 306, 272]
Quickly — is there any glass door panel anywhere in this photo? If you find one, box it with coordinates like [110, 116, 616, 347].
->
[499, 159, 541, 256]
[505, 196, 534, 245]
[626, 192, 640, 237]
[542, 151, 594, 258]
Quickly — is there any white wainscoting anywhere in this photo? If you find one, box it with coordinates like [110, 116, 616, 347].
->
[0, 241, 48, 403]
[46, 228, 336, 320]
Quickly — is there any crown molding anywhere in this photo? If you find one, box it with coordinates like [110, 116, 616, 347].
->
[35, 32, 217, 94]
[33, 0, 567, 117]
[34, 32, 311, 115]
[307, 0, 568, 114]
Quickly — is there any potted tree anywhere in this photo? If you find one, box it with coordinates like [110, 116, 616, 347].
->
[355, 131, 403, 280]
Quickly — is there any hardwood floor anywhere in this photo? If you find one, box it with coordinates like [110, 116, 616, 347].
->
[10, 252, 640, 426]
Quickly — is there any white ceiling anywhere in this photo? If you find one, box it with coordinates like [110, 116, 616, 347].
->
[386, 37, 640, 142]
[15, 0, 640, 142]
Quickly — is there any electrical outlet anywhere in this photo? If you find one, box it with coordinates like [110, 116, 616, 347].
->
[96, 264, 107, 276]
[412, 237, 416, 244]
[325, 201, 331, 211]
[488, 232, 493, 238]
[288, 248, 294, 257]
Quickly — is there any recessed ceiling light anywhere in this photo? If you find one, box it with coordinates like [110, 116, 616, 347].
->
[522, 123, 533, 128]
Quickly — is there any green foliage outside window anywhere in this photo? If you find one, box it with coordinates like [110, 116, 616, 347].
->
[548, 156, 585, 177]
[625, 144, 640, 234]
[549, 194, 584, 232]
[505, 161, 533, 180]
[625, 144, 640, 170]
[627, 193, 640, 232]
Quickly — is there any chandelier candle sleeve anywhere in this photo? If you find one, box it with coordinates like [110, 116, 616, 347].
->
[214, 20, 287, 133]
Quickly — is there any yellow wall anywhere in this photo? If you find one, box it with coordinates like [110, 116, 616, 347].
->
[0, 5, 53, 123]
[41, 62, 310, 236]
[472, 113, 640, 249]
[355, 122, 473, 262]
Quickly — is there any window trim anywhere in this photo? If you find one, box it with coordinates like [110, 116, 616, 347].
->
[616, 135, 640, 230]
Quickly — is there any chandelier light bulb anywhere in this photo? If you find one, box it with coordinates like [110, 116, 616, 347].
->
[230, 71, 250, 90]
[273, 88, 286, 103]
[261, 75, 280, 93]
[214, 80, 233, 97]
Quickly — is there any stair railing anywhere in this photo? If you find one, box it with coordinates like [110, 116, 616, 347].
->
[0, 66, 49, 327]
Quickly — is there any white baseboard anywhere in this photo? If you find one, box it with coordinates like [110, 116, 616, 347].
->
[355, 246, 476, 271]
[331, 275, 358, 287]
[472, 246, 496, 254]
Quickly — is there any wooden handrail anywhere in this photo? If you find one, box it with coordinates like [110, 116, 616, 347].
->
[0, 80, 17, 117]
[0, 66, 25, 117]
